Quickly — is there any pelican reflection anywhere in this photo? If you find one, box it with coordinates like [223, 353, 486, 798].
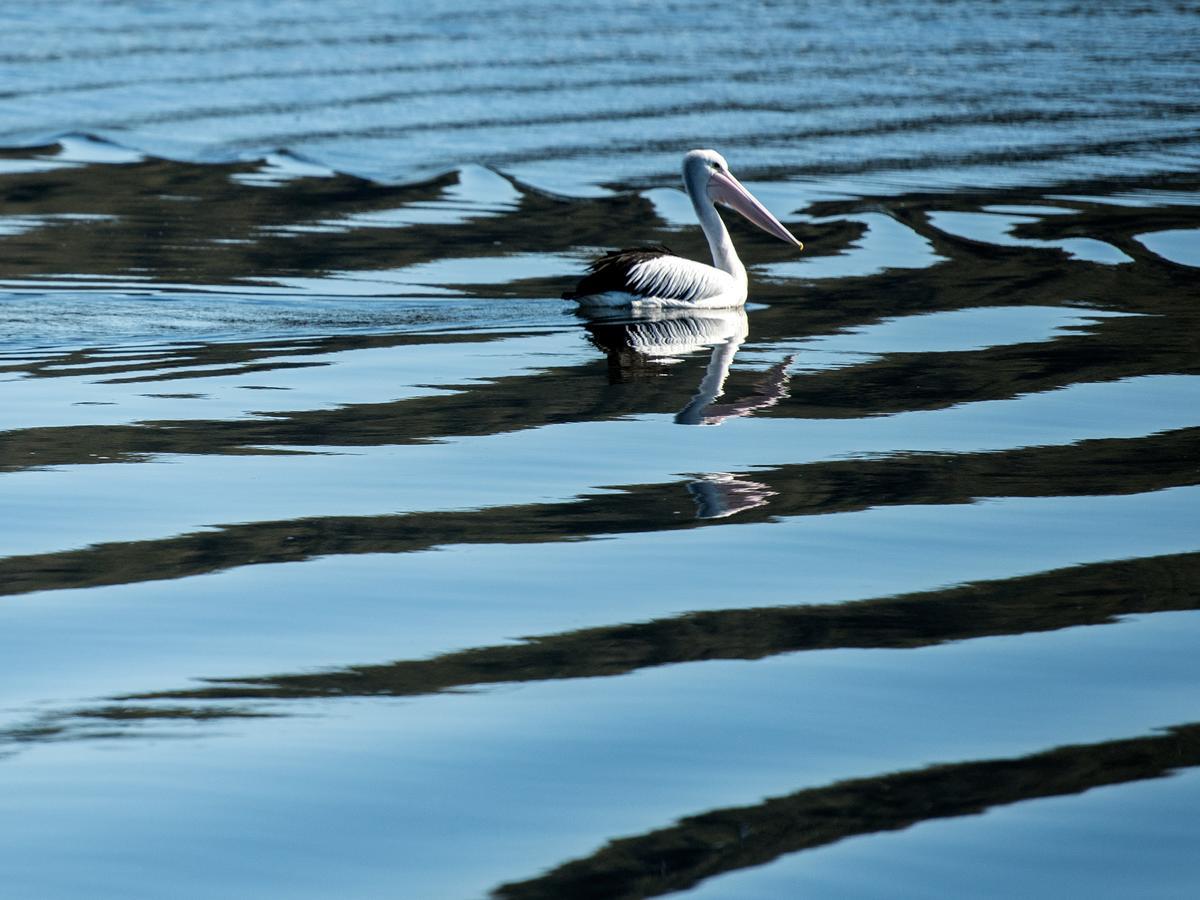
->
[584, 308, 793, 519]
[584, 308, 794, 425]
[687, 472, 776, 519]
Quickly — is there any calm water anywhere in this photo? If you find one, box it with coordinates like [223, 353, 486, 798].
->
[2, 2, 1200, 898]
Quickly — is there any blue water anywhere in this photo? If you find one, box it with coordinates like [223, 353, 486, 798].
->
[1, 2, 1199, 898]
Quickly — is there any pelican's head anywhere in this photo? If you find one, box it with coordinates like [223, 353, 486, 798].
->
[682, 149, 803, 250]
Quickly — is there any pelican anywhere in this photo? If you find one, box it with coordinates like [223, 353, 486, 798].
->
[564, 149, 803, 309]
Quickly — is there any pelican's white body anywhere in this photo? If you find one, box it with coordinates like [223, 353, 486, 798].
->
[578, 256, 745, 309]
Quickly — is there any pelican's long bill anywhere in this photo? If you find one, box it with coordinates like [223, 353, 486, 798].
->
[707, 170, 803, 250]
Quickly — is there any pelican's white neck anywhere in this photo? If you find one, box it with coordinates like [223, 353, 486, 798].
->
[683, 165, 746, 286]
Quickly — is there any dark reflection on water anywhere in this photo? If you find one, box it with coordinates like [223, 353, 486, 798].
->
[491, 724, 1200, 900]
[96, 551, 1200, 707]
[5, 542, 1198, 885]
[1, 114, 1200, 897]
[2, 426, 1198, 597]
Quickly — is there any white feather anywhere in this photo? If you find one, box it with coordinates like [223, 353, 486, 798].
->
[580, 256, 743, 309]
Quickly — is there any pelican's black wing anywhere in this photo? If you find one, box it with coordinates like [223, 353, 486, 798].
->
[562, 245, 674, 299]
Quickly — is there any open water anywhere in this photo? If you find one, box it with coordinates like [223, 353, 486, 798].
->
[1, 2, 1199, 898]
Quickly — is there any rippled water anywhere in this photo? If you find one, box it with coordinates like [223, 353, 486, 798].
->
[2, 2, 1200, 898]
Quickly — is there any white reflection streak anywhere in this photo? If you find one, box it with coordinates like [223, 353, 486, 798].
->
[670, 312, 794, 427]
[687, 472, 776, 520]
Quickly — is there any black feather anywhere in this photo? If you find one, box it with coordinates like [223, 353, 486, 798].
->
[562, 245, 674, 299]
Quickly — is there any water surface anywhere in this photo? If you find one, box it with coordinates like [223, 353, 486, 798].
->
[2, 2, 1199, 898]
